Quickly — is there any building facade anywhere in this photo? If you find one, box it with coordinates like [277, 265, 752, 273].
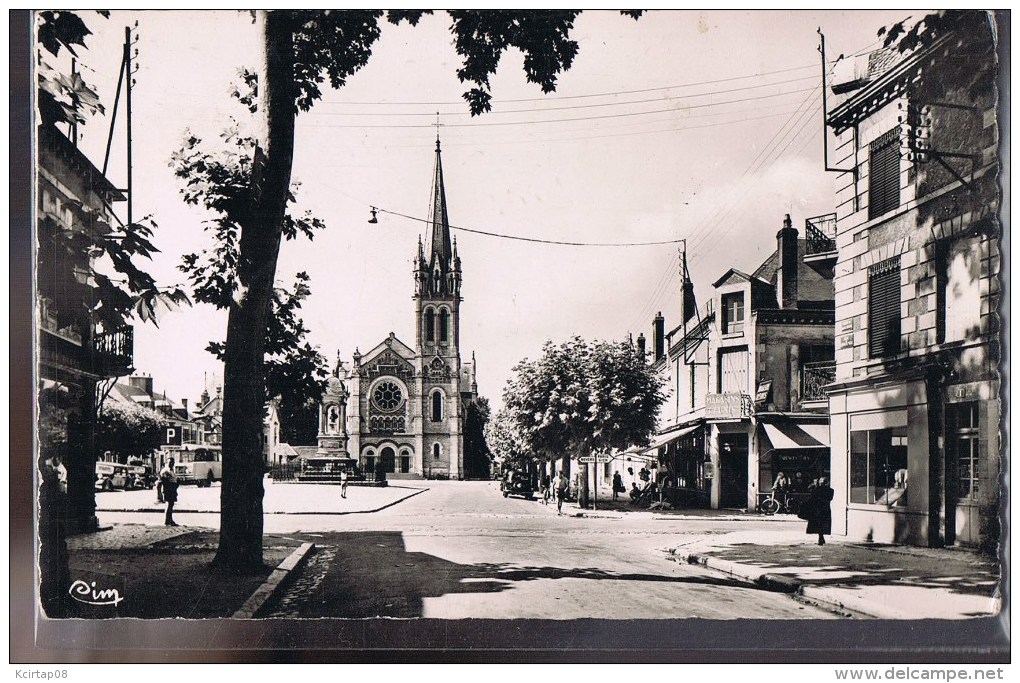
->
[642, 214, 836, 510]
[37, 123, 134, 535]
[824, 14, 1001, 548]
[316, 138, 478, 479]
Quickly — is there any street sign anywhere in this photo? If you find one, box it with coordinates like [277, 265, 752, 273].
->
[578, 454, 612, 464]
[577, 455, 596, 463]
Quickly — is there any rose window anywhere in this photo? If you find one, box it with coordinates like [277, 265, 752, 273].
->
[372, 381, 403, 412]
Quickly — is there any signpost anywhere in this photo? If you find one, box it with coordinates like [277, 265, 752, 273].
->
[577, 454, 613, 509]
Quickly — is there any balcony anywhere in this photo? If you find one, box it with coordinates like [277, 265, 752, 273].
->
[804, 213, 838, 267]
[93, 326, 134, 378]
[801, 361, 836, 403]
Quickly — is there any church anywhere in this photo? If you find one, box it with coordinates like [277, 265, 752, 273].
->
[314, 137, 478, 479]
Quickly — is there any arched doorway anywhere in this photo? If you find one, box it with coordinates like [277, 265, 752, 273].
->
[380, 446, 396, 473]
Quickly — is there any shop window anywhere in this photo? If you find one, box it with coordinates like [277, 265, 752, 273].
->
[868, 128, 901, 219]
[850, 426, 908, 505]
[868, 257, 901, 358]
[941, 236, 982, 343]
[721, 292, 744, 334]
[949, 403, 981, 500]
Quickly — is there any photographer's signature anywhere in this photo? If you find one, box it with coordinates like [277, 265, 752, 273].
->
[68, 579, 124, 606]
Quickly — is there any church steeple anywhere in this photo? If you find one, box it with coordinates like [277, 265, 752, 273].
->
[427, 135, 453, 277]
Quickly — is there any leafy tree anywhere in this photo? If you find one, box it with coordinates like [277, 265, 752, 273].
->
[503, 337, 664, 507]
[462, 396, 492, 479]
[199, 272, 330, 447]
[173, 9, 641, 572]
[484, 406, 531, 474]
[96, 401, 169, 462]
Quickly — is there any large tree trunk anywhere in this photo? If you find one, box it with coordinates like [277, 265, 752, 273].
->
[213, 10, 296, 573]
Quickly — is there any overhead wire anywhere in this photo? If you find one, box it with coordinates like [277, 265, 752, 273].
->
[301, 86, 818, 129]
[309, 74, 818, 117]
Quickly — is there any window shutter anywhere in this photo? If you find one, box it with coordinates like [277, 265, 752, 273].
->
[868, 129, 901, 219]
[868, 258, 901, 357]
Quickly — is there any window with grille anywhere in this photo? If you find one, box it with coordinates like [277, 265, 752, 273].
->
[868, 129, 901, 219]
[868, 257, 901, 357]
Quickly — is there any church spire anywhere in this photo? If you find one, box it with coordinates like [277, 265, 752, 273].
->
[427, 135, 453, 271]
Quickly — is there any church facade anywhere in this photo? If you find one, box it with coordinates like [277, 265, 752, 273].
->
[316, 138, 477, 479]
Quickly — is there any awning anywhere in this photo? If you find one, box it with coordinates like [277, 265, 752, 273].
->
[645, 424, 700, 451]
[760, 422, 829, 450]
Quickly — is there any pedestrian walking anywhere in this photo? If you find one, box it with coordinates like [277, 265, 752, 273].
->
[801, 476, 834, 545]
[555, 471, 569, 515]
[159, 458, 180, 527]
[340, 469, 349, 499]
[612, 472, 624, 501]
[539, 473, 550, 505]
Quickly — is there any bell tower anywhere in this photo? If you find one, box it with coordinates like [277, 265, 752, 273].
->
[413, 135, 464, 478]
[414, 135, 462, 355]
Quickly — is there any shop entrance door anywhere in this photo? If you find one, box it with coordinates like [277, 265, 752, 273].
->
[719, 433, 749, 509]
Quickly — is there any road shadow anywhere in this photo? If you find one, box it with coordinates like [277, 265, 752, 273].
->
[258, 530, 756, 619]
[707, 543, 999, 597]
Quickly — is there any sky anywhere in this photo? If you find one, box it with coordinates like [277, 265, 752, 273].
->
[52, 9, 916, 413]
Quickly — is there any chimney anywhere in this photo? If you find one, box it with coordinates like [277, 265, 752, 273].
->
[653, 312, 665, 362]
[637, 333, 646, 360]
[777, 214, 799, 309]
[181, 398, 188, 413]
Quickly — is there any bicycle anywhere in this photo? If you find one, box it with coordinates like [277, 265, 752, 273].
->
[758, 490, 798, 515]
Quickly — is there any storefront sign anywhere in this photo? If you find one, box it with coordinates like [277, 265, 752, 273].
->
[705, 393, 751, 420]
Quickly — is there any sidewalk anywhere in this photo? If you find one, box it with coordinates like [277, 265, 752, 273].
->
[668, 529, 1003, 619]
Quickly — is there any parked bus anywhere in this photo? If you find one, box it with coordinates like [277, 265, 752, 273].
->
[164, 444, 222, 487]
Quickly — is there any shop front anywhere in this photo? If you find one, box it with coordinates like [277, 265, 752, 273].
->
[830, 371, 1000, 549]
[755, 417, 831, 512]
[656, 423, 710, 508]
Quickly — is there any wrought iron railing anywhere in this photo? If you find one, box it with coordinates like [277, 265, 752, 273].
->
[805, 213, 837, 256]
[93, 325, 134, 377]
[801, 361, 836, 402]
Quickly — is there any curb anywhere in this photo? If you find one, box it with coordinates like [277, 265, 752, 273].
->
[672, 550, 875, 614]
[232, 542, 314, 619]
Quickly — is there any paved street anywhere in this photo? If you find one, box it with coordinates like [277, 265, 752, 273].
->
[97, 480, 839, 620]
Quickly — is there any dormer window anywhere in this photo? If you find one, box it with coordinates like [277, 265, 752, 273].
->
[722, 292, 745, 334]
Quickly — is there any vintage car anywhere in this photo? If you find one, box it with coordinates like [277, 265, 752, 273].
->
[500, 471, 535, 500]
[95, 462, 133, 491]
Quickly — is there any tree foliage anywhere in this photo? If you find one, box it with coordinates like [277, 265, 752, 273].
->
[878, 10, 995, 101]
[463, 396, 493, 478]
[36, 11, 191, 332]
[484, 406, 531, 471]
[503, 337, 665, 459]
[199, 272, 330, 446]
[96, 401, 169, 461]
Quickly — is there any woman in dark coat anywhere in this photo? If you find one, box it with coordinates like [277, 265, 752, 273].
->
[806, 476, 834, 545]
